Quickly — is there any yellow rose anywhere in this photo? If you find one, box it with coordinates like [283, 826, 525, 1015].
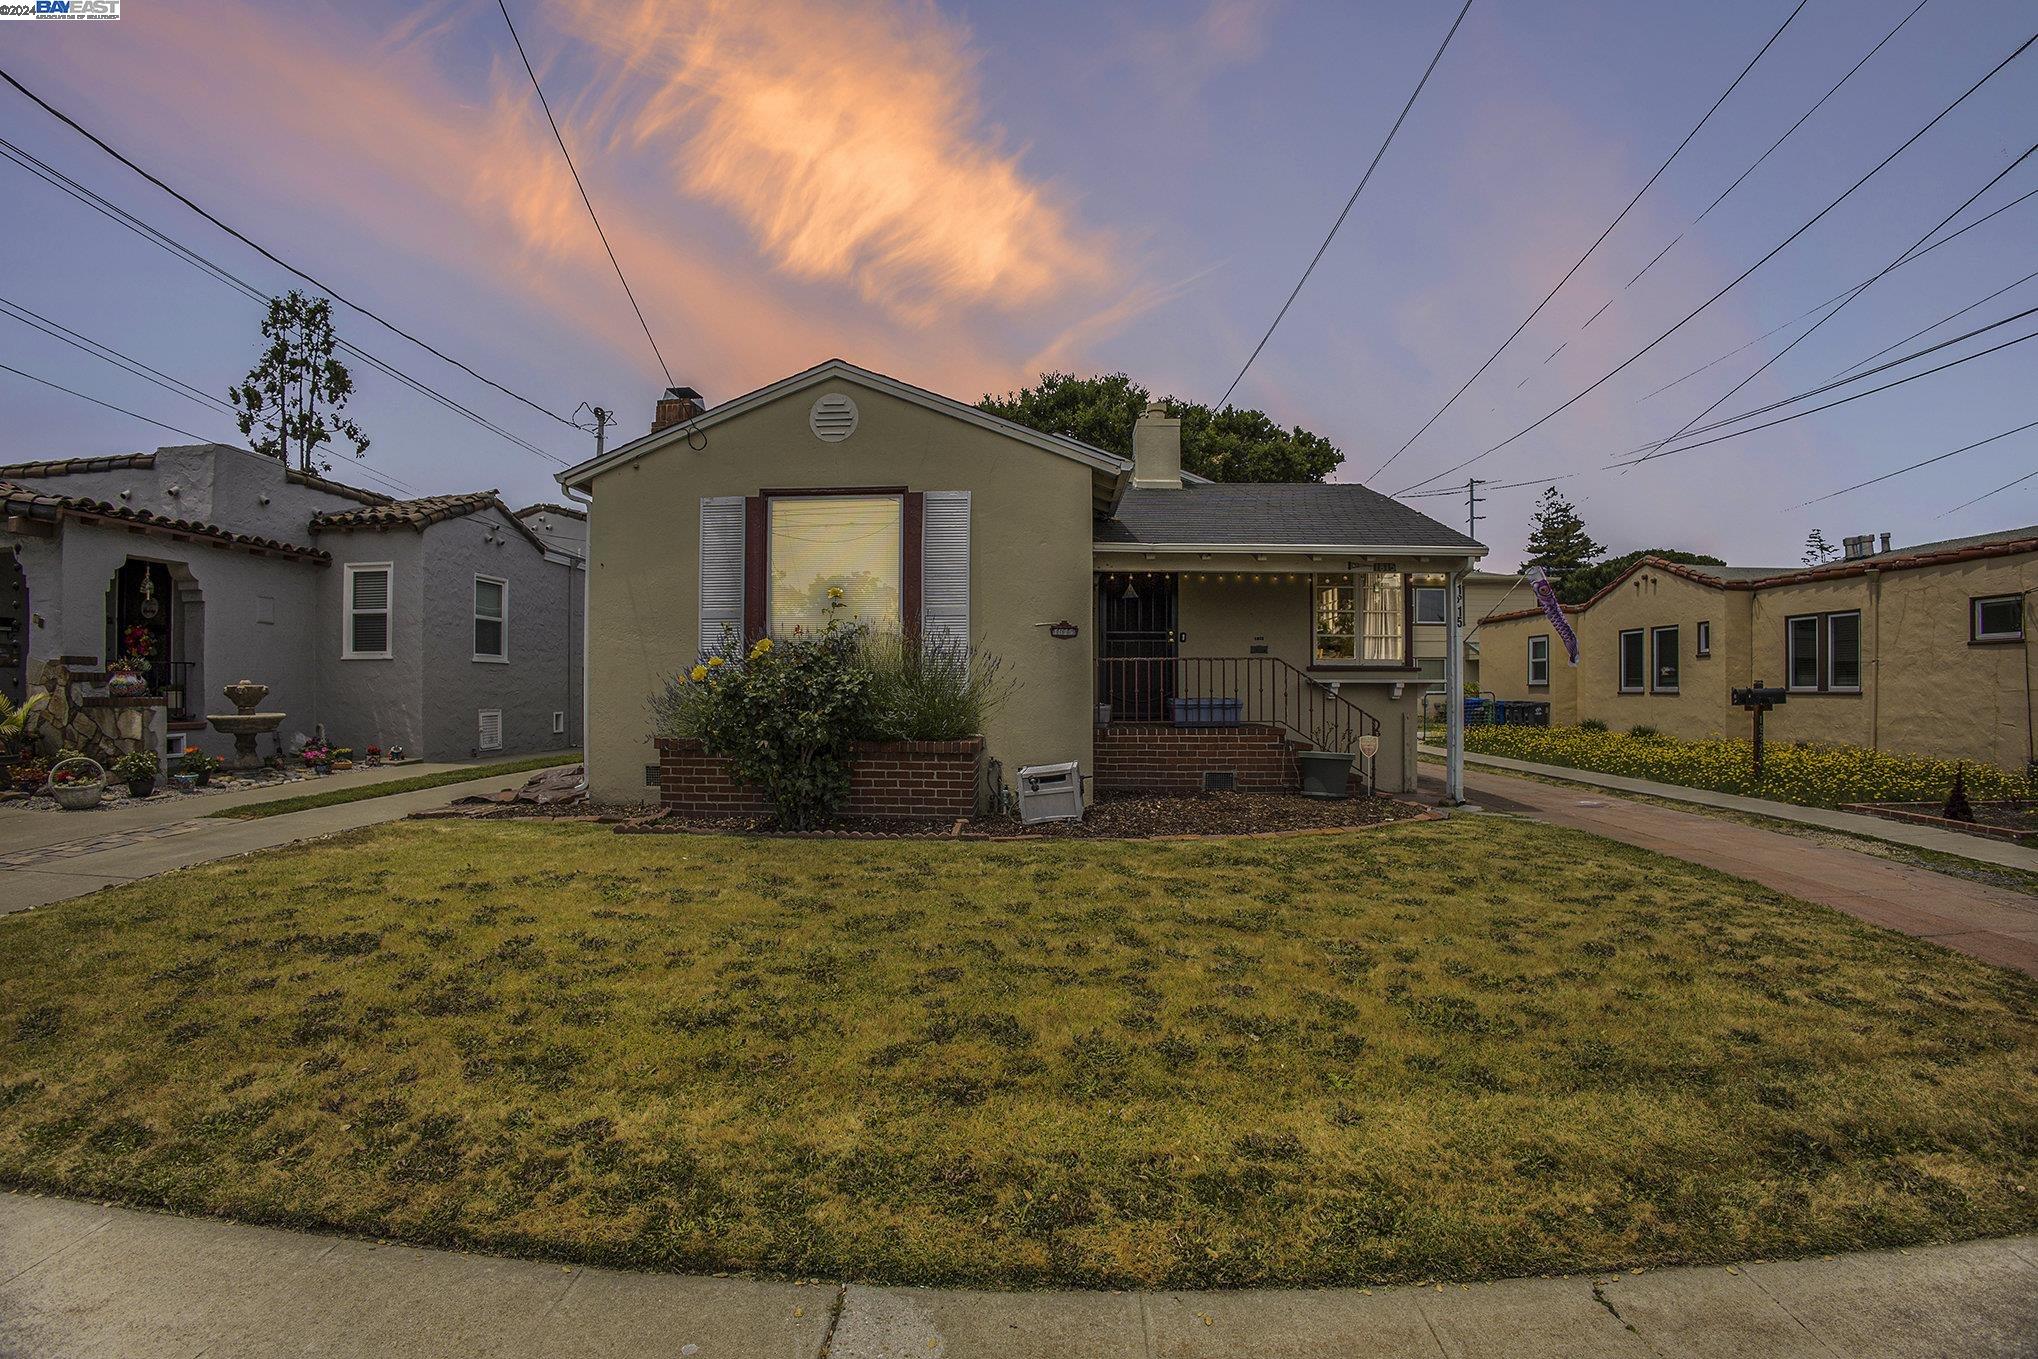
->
[750, 638, 773, 657]
[690, 665, 709, 682]
[707, 656, 725, 668]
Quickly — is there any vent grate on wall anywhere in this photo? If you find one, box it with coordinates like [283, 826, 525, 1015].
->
[810, 394, 859, 442]
[477, 709, 503, 752]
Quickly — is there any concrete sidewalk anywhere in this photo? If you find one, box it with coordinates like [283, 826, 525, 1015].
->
[2, 1194, 2033, 1358]
[1421, 744, 2038, 872]
[0, 761, 571, 915]
[1419, 763, 2038, 977]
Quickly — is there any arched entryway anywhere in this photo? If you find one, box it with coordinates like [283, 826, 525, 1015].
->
[1, 550, 26, 708]
[102, 558, 203, 720]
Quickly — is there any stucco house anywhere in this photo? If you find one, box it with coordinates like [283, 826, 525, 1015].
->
[1, 442, 584, 764]
[1476, 528, 2036, 772]
[559, 359, 1487, 809]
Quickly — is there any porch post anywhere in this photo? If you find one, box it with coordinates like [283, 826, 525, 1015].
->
[1444, 567, 1465, 805]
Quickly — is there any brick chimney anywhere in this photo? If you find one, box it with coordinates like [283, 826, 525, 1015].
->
[652, 386, 705, 434]
[1131, 404, 1182, 489]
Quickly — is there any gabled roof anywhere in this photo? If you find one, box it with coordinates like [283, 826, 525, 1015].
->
[310, 490, 550, 553]
[1096, 482, 1484, 556]
[0, 479, 329, 562]
[557, 358, 1133, 491]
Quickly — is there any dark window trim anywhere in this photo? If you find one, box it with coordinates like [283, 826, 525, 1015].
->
[747, 487, 920, 643]
[1970, 592, 2026, 645]
[1618, 628, 1645, 693]
[1650, 625, 1679, 694]
[1527, 633, 1550, 688]
[1786, 610, 1864, 694]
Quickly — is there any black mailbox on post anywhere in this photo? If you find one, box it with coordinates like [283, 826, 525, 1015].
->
[1731, 680, 1788, 779]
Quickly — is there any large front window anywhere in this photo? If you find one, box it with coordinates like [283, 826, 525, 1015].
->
[768, 495, 903, 635]
[1313, 571, 1405, 663]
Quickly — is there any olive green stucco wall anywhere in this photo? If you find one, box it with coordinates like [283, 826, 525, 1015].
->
[582, 377, 1097, 804]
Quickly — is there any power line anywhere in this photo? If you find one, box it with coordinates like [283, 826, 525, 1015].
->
[1617, 0, 1933, 296]
[1828, 263, 2038, 380]
[1393, 30, 2037, 495]
[0, 134, 567, 467]
[0, 294, 236, 415]
[0, 67, 583, 431]
[1633, 141, 2038, 459]
[1609, 323, 2038, 467]
[0, 359, 218, 444]
[1217, 0, 1474, 410]
[1634, 179, 2038, 403]
[1938, 464, 2038, 518]
[1369, 0, 1811, 480]
[497, 0, 674, 391]
[1785, 418, 2038, 509]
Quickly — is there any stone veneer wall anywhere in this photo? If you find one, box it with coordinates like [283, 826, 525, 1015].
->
[654, 736, 983, 819]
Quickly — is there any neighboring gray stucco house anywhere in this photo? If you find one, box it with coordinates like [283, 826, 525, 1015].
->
[1, 443, 583, 763]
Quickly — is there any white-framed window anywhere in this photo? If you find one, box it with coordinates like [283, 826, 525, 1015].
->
[1312, 571, 1406, 664]
[1826, 611, 1861, 691]
[1787, 615, 1820, 690]
[1527, 634, 1550, 687]
[768, 494, 903, 635]
[1413, 580, 1448, 625]
[1651, 625, 1679, 693]
[342, 563, 392, 660]
[552, 710, 566, 735]
[1618, 629, 1645, 692]
[1695, 620, 1711, 656]
[477, 709, 503, 752]
[1973, 594, 2024, 642]
[473, 575, 508, 662]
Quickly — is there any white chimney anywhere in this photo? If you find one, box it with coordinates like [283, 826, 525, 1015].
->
[1842, 533, 1876, 560]
[1131, 404, 1182, 489]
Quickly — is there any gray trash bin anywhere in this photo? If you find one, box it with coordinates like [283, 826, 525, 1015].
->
[1016, 761, 1084, 824]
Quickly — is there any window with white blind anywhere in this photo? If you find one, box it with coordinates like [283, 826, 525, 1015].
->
[473, 575, 507, 662]
[343, 563, 392, 660]
[768, 495, 902, 635]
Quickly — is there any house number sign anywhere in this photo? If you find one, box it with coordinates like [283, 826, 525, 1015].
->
[1047, 621, 1079, 640]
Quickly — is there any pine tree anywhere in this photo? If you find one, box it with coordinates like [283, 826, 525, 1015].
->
[229, 290, 369, 474]
[1518, 486, 1604, 580]
[1802, 528, 1839, 566]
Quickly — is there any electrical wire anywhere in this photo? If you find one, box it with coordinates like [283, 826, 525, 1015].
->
[1827, 263, 2038, 380]
[0, 67, 583, 431]
[1217, 0, 1474, 410]
[1393, 30, 2037, 496]
[1937, 464, 2038, 518]
[1784, 418, 2038, 509]
[0, 294, 237, 415]
[1369, 0, 1813, 480]
[0, 359, 219, 444]
[0, 135, 567, 467]
[497, 0, 674, 391]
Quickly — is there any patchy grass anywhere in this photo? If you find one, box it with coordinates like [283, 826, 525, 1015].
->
[1462, 725, 2030, 810]
[0, 819, 2033, 1289]
[206, 754, 579, 820]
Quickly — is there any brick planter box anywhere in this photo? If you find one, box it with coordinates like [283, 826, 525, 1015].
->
[654, 736, 983, 819]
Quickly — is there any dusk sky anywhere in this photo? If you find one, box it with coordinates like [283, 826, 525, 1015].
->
[2, 0, 2032, 566]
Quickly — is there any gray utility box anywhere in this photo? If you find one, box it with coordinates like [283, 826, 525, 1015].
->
[1016, 761, 1084, 824]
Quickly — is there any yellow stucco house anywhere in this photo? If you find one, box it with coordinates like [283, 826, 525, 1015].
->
[1477, 530, 2037, 772]
[558, 360, 1488, 807]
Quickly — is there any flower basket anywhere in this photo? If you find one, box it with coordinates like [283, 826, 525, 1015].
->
[48, 756, 107, 810]
[106, 670, 148, 699]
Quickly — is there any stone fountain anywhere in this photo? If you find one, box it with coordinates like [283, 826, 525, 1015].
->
[207, 679, 285, 771]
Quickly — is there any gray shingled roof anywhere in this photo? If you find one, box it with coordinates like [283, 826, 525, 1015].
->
[1096, 482, 1483, 552]
[1861, 524, 2038, 562]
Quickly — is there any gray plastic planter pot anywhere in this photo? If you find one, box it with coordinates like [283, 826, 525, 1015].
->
[1296, 750, 1355, 799]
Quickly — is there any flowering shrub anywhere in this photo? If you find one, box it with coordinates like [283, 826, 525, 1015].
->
[653, 624, 871, 830]
[1466, 724, 2030, 809]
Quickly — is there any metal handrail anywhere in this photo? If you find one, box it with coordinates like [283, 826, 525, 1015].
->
[1096, 655, 1383, 750]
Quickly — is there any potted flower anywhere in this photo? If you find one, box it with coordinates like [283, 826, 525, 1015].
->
[301, 739, 333, 774]
[363, 745, 382, 767]
[1, 692, 49, 782]
[11, 756, 49, 795]
[47, 755, 107, 810]
[331, 746, 355, 771]
[106, 655, 149, 699]
[178, 747, 222, 787]
[111, 750, 159, 798]
[1296, 721, 1357, 800]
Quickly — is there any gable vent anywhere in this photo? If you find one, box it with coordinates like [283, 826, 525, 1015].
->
[810, 394, 859, 443]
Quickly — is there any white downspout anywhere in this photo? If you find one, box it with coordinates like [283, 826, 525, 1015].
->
[1444, 567, 1465, 805]
[563, 483, 592, 792]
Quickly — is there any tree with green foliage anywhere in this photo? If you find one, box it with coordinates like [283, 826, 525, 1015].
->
[1555, 548, 1728, 605]
[1803, 528, 1839, 566]
[1518, 486, 1605, 582]
[230, 290, 368, 474]
[978, 372, 1340, 482]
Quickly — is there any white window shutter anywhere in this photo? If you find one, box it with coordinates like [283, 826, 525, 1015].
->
[699, 496, 745, 655]
[921, 491, 969, 649]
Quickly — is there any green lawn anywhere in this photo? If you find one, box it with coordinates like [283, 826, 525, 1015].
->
[206, 754, 579, 820]
[1, 818, 2032, 1289]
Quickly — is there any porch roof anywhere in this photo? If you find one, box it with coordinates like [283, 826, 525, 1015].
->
[0, 479, 330, 562]
[1095, 483, 1484, 557]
